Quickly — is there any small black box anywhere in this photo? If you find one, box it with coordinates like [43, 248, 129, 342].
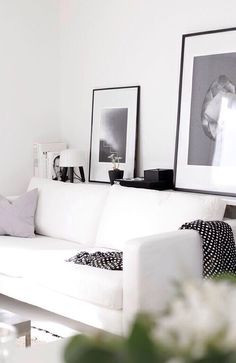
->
[144, 169, 173, 184]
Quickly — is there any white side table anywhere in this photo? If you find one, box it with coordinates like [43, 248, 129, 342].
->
[0, 309, 31, 347]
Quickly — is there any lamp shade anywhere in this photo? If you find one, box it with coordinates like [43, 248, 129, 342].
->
[59, 149, 83, 167]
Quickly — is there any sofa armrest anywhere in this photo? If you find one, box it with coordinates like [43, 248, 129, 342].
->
[122, 229, 203, 333]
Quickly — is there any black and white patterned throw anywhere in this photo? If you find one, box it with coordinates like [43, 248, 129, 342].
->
[66, 220, 236, 276]
[66, 251, 123, 270]
[180, 220, 236, 278]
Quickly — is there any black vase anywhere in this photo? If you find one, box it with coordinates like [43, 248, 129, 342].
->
[108, 169, 124, 185]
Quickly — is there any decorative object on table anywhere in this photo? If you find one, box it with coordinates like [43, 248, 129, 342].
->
[60, 149, 85, 183]
[108, 169, 124, 185]
[116, 168, 174, 190]
[108, 153, 124, 185]
[116, 177, 172, 190]
[174, 27, 236, 196]
[33, 142, 67, 180]
[144, 169, 173, 186]
[64, 277, 236, 363]
[89, 86, 140, 183]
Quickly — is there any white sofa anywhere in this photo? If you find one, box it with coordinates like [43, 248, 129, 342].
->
[0, 177, 234, 335]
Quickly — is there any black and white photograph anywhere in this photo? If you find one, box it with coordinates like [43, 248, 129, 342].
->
[89, 86, 140, 183]
[175, 28, 236, 196]
[188, 52, 236, 167]
[99, 108, 128, 163]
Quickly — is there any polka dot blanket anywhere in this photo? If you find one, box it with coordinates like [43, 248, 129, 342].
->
[180, 220, 236, 278]
[66, 251, 123, 270]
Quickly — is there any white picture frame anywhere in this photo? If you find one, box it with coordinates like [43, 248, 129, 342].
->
[175, 27, 236, 197]
[89, 86, 140, 183]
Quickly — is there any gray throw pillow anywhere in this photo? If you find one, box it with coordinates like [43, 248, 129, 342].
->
[0, 189, 38, 238]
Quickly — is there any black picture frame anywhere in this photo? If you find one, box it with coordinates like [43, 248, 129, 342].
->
[89, 86, 140, 183]
[174, 27, 236, 197]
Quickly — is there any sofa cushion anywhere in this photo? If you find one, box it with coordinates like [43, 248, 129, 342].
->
[0, 235, 123, 310]
[28, 177, 109, 245]
[95, 185, 226, 250]
[29, 260, 123, 310]
[0, 234, 82, 277]
[0, 189, 38, 238]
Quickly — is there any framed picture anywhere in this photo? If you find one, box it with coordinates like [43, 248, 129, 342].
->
[174, 27, 236, 196]
[89, 86, 140, 183]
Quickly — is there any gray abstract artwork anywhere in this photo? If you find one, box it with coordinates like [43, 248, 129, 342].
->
[188, 52, 236, 166]
[99, 108, 128, 163]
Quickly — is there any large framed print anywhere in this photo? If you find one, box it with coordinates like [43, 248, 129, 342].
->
[175, 27, 236, 196]
[89, 86, 140, 183]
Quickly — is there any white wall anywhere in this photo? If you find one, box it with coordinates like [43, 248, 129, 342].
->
[0, 0, 61, 195]
[59, 0, 236, 178]
[2, 1, 236, 194]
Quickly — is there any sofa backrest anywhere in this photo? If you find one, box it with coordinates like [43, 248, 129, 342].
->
[95, 185, 226, 250]
[28, 177, 109, 245]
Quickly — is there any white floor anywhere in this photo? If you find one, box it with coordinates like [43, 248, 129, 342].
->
[0, 294, 100, 338]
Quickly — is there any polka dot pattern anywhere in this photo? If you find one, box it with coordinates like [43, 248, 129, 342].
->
[66, 251, 123, 270]
[180, 220, 236, 278]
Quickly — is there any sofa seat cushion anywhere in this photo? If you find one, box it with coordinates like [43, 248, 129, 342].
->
[95, 185, 226, 250]
[0, 235, 82, 278]
[0, 235, 123, 310]
[28, 259, 123, 310]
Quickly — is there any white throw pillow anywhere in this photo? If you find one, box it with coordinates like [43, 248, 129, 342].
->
[95, 185, 226, 250]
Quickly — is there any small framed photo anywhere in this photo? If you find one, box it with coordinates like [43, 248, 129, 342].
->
[89, 86, 140, 183]
[175, 27, 236, 196]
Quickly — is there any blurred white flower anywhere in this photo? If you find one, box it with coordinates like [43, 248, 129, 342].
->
[155, 279, 236, 359]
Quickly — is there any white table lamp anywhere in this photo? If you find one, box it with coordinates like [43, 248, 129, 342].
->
[60, 149, 85, 183]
